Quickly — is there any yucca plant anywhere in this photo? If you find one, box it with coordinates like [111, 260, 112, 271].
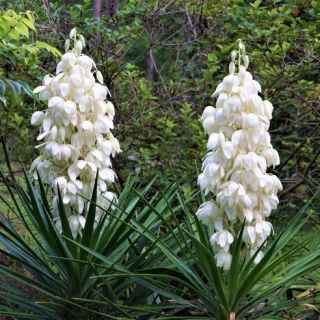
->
[1, 154, 319, 319]
[122, 185, 320, 319]
[0, 144, 190, 319]
[68, 175, 320, 319]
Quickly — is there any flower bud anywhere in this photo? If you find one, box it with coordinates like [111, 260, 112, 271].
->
[231, 50, 237, 61]
[65, 39, 70, 52]
[239, 41, 245, 53]
[79, 35, 85, 47]
[69, 27, 76, 38]
[229, 61, 235, 74]
[74, 40, 83, 55]
[243, 55, 249, 68]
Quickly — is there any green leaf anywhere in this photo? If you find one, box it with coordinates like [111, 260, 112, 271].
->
[34, 41, 61, 57]
[5, 79, 21, 97]
[17, 80, 35, 98]
[22, 17, 36, 31]
[228, 222, 245, 306]
[0, 96, 7, 110]
[15, 22, 29, 38]
[0, 79, 6, 95]
[81, 172, 99, 250]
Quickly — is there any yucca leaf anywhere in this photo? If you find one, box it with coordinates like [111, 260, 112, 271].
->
[228, 221, 245, 306]
[81, 171, 99, 250]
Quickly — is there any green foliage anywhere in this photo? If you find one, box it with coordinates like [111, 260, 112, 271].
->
[0, 146, 319, 318]
[0, 153, 188, 318]
[13, 0, 317, 201]
[2, 1, 319, 203]
[0, 9, 60, 163]
[81, 185, 320, 319]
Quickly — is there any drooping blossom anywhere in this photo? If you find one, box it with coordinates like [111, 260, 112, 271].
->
[196, 40, 282, 270]
[31, 28, 120, 238]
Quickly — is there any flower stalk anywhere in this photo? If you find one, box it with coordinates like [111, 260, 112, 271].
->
[31, 28, 121, 238]
[197, 40, 282, 270]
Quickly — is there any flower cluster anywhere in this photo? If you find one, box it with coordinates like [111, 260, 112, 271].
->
[196, 41, 282, 270]
[31, 28, 121, 238]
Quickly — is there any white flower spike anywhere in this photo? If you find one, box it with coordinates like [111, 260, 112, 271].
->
[31, 29, 121, 238]
[196, 40, 282, 269]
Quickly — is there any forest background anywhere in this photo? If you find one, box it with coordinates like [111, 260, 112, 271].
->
[0, 0, 319, 226]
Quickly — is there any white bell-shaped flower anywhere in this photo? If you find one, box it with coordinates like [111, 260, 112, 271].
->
[215, 249, 232, 271]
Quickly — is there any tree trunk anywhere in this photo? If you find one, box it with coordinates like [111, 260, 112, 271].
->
[104, 0, 119, 16]
[93, 0, 101, 19]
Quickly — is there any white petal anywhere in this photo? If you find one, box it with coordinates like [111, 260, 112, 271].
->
[49, 96, 63, 108]
[56, 62, 64, 74]
[247, 226, 256, 244]
[62, 52, 76, 66]
[106, 101, 115, 116]
[216, 93, 228, 108]
[77, 160, 87, 170]
[219, 231, 228, 248]
[69, 27, 76, 38]
[94, 117, 113, 133]
[75, 180, 83, 189]
[231, 130, 242, 147]
[99, 168, 115, 182]
[67, 182, 78, 194]
[70, 73, 82, 87]
[207, 133, 219, 150]
[96, 70, 104, 84]
[31, 111, 45, 126]
[77, 55, 93, 70]
[68, 164, 81, 181]
[51, 143, 60, 156]
[222, 141, 233, 159]
[69, 215, 79, 232]
[59, 83, 70, 97]
[37, 131, 50, 141]
[61, 145, 71, 161]
[63, 194, 71, 204]
[55, 219, 62, 234]
[75, 40, 83, 55]
[79, 95, 90, 112]
[64, 101, 76, 114]
[92, 149, 104, 162]
[81, 121, 93, 131]
[42, 117, 52, 131]
[77, 197, 85, 214]
[78, 215, 86, 228]
[33, 86, 46, 94]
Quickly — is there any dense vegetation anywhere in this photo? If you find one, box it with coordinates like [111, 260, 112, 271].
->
[1, 1, 319, 195]
[0, 1, 319, 319]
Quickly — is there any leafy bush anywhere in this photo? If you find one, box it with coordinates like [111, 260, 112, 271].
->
[0, 9, 60, 163]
